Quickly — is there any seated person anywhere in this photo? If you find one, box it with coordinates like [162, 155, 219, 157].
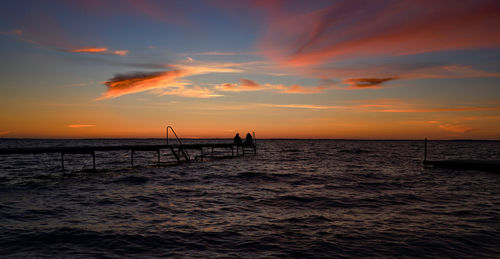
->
[244, 133, 253, 144]
[234, 133, 242, 145]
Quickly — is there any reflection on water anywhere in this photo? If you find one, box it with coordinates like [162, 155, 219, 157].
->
[0, 139, 499, 257]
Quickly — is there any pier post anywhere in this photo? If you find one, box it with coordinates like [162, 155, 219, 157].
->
[92, 151, 96, 170]
[170, 147, 181, 163]
[131, 150, 134, 166]
[157, 150, 161, 166]
[211, 146, 214, 159]
[424, 138, 427, 161]
[61, 153, 65, 170]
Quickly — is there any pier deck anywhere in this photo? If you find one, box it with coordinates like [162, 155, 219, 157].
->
[422, 138, 500, 172]
[423, 159, 500, 172]
[0, 142, 256, 170]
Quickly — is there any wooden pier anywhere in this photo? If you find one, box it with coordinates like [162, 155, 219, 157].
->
[0, 126, 257, 170]
[423, 138, 500, 172]
[423, 159, 500, 171]
[0, 143, 256, 170]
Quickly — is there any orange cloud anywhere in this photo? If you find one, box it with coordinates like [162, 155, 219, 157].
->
[68, 124, 96, 128]
[282, 85, 325, 94]
[70, 47, 129, 56]
[97, 70, 188, 100]
[343, 77, 398, 88]
[0, 130, 11, 136]
[97, 63, 241, 99]
[258, 1, 500, 66]
[215, 79, 326, 94]
[262, 104, 343, 110]
[439, 124, 478, 133]
[71, 47, 108, 53]
[113, 50, 129, 56]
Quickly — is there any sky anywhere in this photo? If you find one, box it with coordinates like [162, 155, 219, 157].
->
[0, 0, 499, 139]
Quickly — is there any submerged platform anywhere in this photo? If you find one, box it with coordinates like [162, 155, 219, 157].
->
[423, 160, 500, 172]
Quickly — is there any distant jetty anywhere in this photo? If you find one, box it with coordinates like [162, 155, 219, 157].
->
[0, 126, 257, 170]
[423, 138, 500, 172]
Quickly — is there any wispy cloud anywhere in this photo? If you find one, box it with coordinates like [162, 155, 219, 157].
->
[0, 29, 23, 36]
[0, 130, 11, 136]
[97, 63, 242, 100]
[257, 0, 500, 66]
[2, 26, 130, 57]
[70, 47, 129, 56]
[261, 104, 343, 110]
[66, 0, 187, 25]
[112, 50, 129, 56]
[68, 124, 96, 128]
[312, 63, 500, 89]
[215, 78, 326, 94]
[380, 107, 498, 113]
[97, 70, 188, 100]
[403, 64, 500, 79]
[439, 123, 478, 133]
[185, 51, 256, 56]
[71, 47, 108, 53]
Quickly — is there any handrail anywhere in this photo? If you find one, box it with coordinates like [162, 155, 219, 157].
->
[166, 126, 190, 161]
[166, 126, 183, 145]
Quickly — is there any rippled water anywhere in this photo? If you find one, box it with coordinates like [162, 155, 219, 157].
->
[0, 139, 499, 257]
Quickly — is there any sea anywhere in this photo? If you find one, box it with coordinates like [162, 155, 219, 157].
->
[0, 139, 499, 258]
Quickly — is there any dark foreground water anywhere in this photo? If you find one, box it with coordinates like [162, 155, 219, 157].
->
[0, 139, 499, 258]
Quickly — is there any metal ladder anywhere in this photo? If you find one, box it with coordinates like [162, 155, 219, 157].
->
[166, 126, 190, 162]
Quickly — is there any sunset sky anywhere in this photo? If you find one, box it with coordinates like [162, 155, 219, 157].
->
[1, 0, 499, 139]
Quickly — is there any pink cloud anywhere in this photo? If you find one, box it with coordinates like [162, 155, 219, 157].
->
[258, 0, 500, 66]
[65, 0, 187, 25]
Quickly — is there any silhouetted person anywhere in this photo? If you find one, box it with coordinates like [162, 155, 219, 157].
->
[245, 133, 253, 144]
[234, 133, 242, 145]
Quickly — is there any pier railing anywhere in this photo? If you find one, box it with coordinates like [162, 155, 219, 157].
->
[166, 126, 190, 161]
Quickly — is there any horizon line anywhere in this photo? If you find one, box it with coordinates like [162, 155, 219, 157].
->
[1, 137, 499, 141]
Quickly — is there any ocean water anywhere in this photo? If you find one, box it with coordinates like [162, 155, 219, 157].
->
[0, 139, 499, 258]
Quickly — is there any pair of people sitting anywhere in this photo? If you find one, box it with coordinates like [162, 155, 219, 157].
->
[234, 133, 252, 145]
